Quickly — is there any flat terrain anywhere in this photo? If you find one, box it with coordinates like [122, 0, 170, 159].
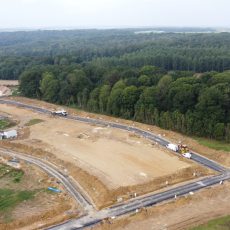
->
[0, 103, 192, 189]
[0, 80, 19, 86]
[10, 97, 230, 167]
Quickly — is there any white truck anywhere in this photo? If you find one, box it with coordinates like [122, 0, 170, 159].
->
[51, 109, 68, 116]
[166, 143, 178, 152]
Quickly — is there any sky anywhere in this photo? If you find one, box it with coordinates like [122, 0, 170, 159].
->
[0, 0, 229, 29]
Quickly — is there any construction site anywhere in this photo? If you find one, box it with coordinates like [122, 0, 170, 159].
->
[0, 96, 229, 230]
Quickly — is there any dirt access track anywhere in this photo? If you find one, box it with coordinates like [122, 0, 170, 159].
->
[0, 97, 213, 208]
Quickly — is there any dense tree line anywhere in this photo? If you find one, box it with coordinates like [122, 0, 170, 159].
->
[1, 29, 230, 141]
[19, 64, 230, 142]
[0, 29, 230, 80]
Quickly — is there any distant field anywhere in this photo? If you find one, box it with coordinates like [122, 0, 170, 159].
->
[195, 137, 230, 152]
[0, 80, 19, 86]
[191, 215, 230, 230]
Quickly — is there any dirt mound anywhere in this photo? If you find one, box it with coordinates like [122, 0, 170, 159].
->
[0, 86, 11, 96]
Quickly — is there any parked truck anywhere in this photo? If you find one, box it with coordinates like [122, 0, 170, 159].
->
[51, 109, 68, 116]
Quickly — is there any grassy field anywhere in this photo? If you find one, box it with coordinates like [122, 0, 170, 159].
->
[0, 163, 36, 223]
[0, 119, 11, 129]
[25, 118, 44, 126]
[0, 118, 16, 130]
[195, 137, 230, 152]
[0, 189, 35, 212]
[191, 215, 230, 230]
[0, 164, 24, 183]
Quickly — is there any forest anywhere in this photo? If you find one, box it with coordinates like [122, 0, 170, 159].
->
[0, 29, 230, 141]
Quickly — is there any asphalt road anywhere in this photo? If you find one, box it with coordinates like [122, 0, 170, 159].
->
[48, 171, 230, 229]
[0, 98, 229, 230]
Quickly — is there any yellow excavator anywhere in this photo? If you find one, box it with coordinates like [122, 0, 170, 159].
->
[178, 144, 189, 154]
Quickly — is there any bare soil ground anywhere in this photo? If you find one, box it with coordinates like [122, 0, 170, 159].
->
[0, 99, 212, 208]
[0, 97, 228, 229]
[9, 97, 230, 167]
[0, 156, 79, 230]
[0, 80, 19, 86]
[96, 182, 230, 230]
[1, 103, 192, 189]
[0, 86, 12, 96]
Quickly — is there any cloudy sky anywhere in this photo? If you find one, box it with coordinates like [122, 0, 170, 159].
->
[0, 0, 229, 29]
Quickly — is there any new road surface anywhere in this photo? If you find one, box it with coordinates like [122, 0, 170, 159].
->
[0, 98, 229, 229]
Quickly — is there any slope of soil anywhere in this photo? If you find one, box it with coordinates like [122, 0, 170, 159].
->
[97, 182, 230, 230]
[0, 156, 78, 230]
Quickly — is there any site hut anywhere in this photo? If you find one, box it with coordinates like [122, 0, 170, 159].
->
[0, 132, 3, 140]
[2, 130, 17, 139]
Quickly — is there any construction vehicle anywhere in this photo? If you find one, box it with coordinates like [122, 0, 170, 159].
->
[178, 144, 189, 154]
[51, 109, 68, 116]
[166, 143, 191, 159]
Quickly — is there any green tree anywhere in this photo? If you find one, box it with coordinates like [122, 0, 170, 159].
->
[121, 86, 140, 118]
[99, 85, 111, 113]
[19, 68, 42, 98]
[213, 123, 225, 140]
[40, 72, 60, 102]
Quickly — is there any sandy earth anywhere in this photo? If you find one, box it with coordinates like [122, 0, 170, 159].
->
[0, 103, 191, 189]
[0, 80, 19, 86]
[9, 97, 230, 167]
[0, 81, 18, 97]
[97, 182, 230, 230]
[0, 86, 11, 96]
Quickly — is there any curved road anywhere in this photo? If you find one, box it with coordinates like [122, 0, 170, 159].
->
[0, 99, 229, 229]
[0, 148, 93, 212]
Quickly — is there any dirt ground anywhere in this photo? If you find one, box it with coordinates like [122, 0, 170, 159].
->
[9, 97, 230, 167]
[0, 155, 79, 230]
[96, 182, 230, 230]
[0, 86, 12, 96]
[0, 81, 18, 97]
[0, 100, 212, 208]
[0, 103, 193, 189]
[0, 80, 19, 86]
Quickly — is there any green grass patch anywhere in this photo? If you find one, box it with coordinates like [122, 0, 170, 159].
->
[195, 137, 230, 152]
[0, 189, 36, 212]
[25, 118, 44, 126]
[0, 164, 24, 183]
[0, 119, 11, 129]
[9, 170, 24, 183]
[191, 215, 230, 230]
[0, 164, 13, 178]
